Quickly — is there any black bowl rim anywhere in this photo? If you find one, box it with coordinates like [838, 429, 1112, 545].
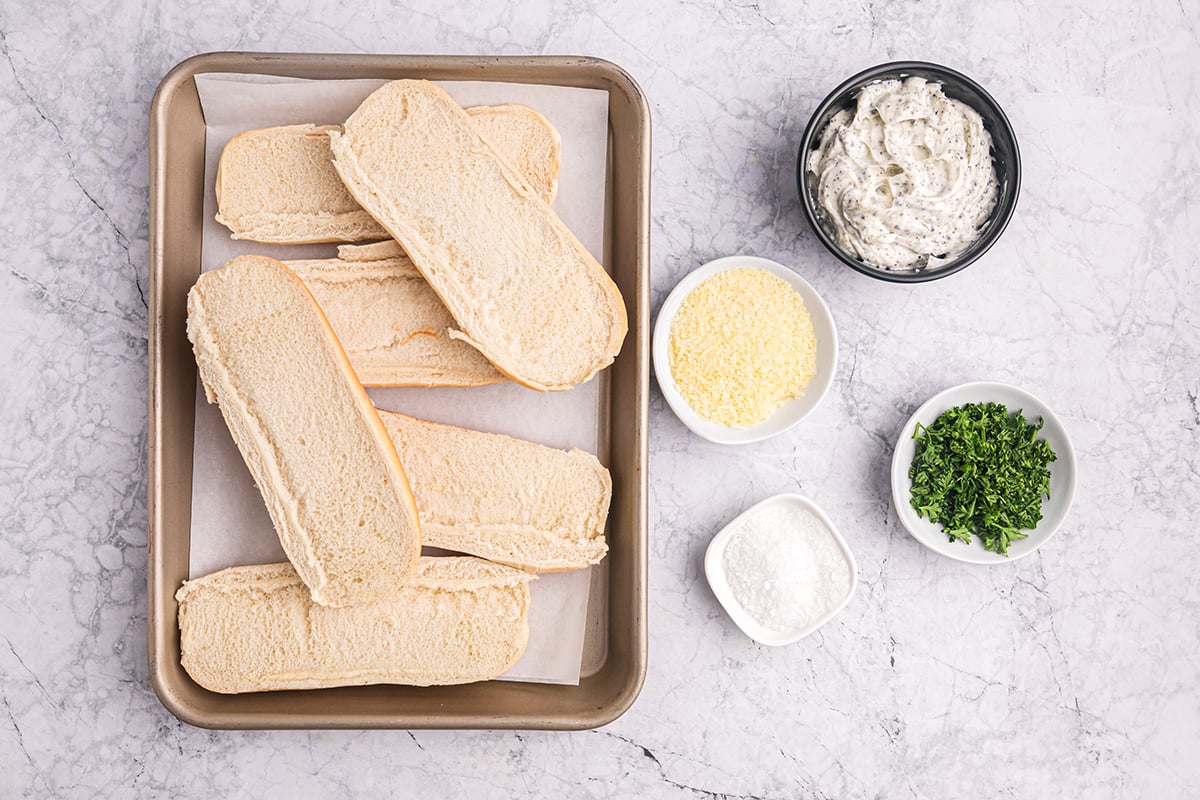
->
[797, 60, 1022, 284]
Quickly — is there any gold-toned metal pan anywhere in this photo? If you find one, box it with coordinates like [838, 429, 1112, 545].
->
[148, 52, 649, 729]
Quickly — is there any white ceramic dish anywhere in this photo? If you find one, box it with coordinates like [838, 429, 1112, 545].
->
[890, 381, 1078, 564]
[652, 255, 838, 445]
[704, 493, 858, 646]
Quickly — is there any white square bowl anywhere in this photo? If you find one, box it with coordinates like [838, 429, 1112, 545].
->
[704, 493, 858, 646]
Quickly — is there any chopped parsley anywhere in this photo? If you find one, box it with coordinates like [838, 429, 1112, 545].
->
[908, 402, 1056, 555]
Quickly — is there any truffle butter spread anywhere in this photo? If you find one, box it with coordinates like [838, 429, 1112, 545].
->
[808, 77, 999, 270]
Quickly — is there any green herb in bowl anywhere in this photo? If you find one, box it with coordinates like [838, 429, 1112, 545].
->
[908, 402, 1057, 555]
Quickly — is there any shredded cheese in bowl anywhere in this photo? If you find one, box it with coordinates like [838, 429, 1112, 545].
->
[667, 268, 817, 427]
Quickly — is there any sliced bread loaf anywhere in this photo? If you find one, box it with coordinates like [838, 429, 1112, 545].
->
[176, 558, 533, 693]
[329, 79, 627, 391]
[284, 243, 506, 387]
[186, 255, 421, 607]
[379, 411, 610, 572]
[464, 103, 561, 203]
[214, 103, 561, 244]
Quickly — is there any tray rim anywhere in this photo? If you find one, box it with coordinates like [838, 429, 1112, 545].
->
[147, 51, 649, 730]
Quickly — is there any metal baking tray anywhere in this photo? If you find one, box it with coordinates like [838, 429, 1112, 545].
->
[148, 52, 649, 729]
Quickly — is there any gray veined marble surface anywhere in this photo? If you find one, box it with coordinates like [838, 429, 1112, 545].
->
[1, 0, 1197, 797]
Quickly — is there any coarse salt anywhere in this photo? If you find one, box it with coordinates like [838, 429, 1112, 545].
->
[721, 504, 852, 634]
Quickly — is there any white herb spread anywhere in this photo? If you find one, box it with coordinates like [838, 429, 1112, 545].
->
[722, 504, 852, 634]
[808, 76, 999, 270]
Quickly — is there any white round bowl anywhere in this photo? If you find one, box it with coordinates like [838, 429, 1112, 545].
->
[652, 255, 838, 445]
[704, 493, 858, 646]
[890, 381, 1078, 564]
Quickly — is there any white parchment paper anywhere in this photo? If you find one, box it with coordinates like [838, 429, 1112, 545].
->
[188, 74, 611, 685]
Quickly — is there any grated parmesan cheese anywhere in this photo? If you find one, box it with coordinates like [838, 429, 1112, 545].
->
[668, 268, 817, 427]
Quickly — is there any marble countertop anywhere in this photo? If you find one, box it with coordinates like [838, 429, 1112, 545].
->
[2, 1, 1197, 797]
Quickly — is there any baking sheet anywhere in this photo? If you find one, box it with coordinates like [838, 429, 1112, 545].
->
[187, 74, 611, 685]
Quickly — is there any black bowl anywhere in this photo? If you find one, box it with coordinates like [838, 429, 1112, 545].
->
[797, 61, 1021, 283]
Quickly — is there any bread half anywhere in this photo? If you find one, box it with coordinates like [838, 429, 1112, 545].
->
[379, 411, 610, 572]
[330, 79, 628, 391]
[284, 242, 506, 387]
[214, 104, 561, 244]
[176, 559, 533, 693]
[186, 255, 421, 607]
